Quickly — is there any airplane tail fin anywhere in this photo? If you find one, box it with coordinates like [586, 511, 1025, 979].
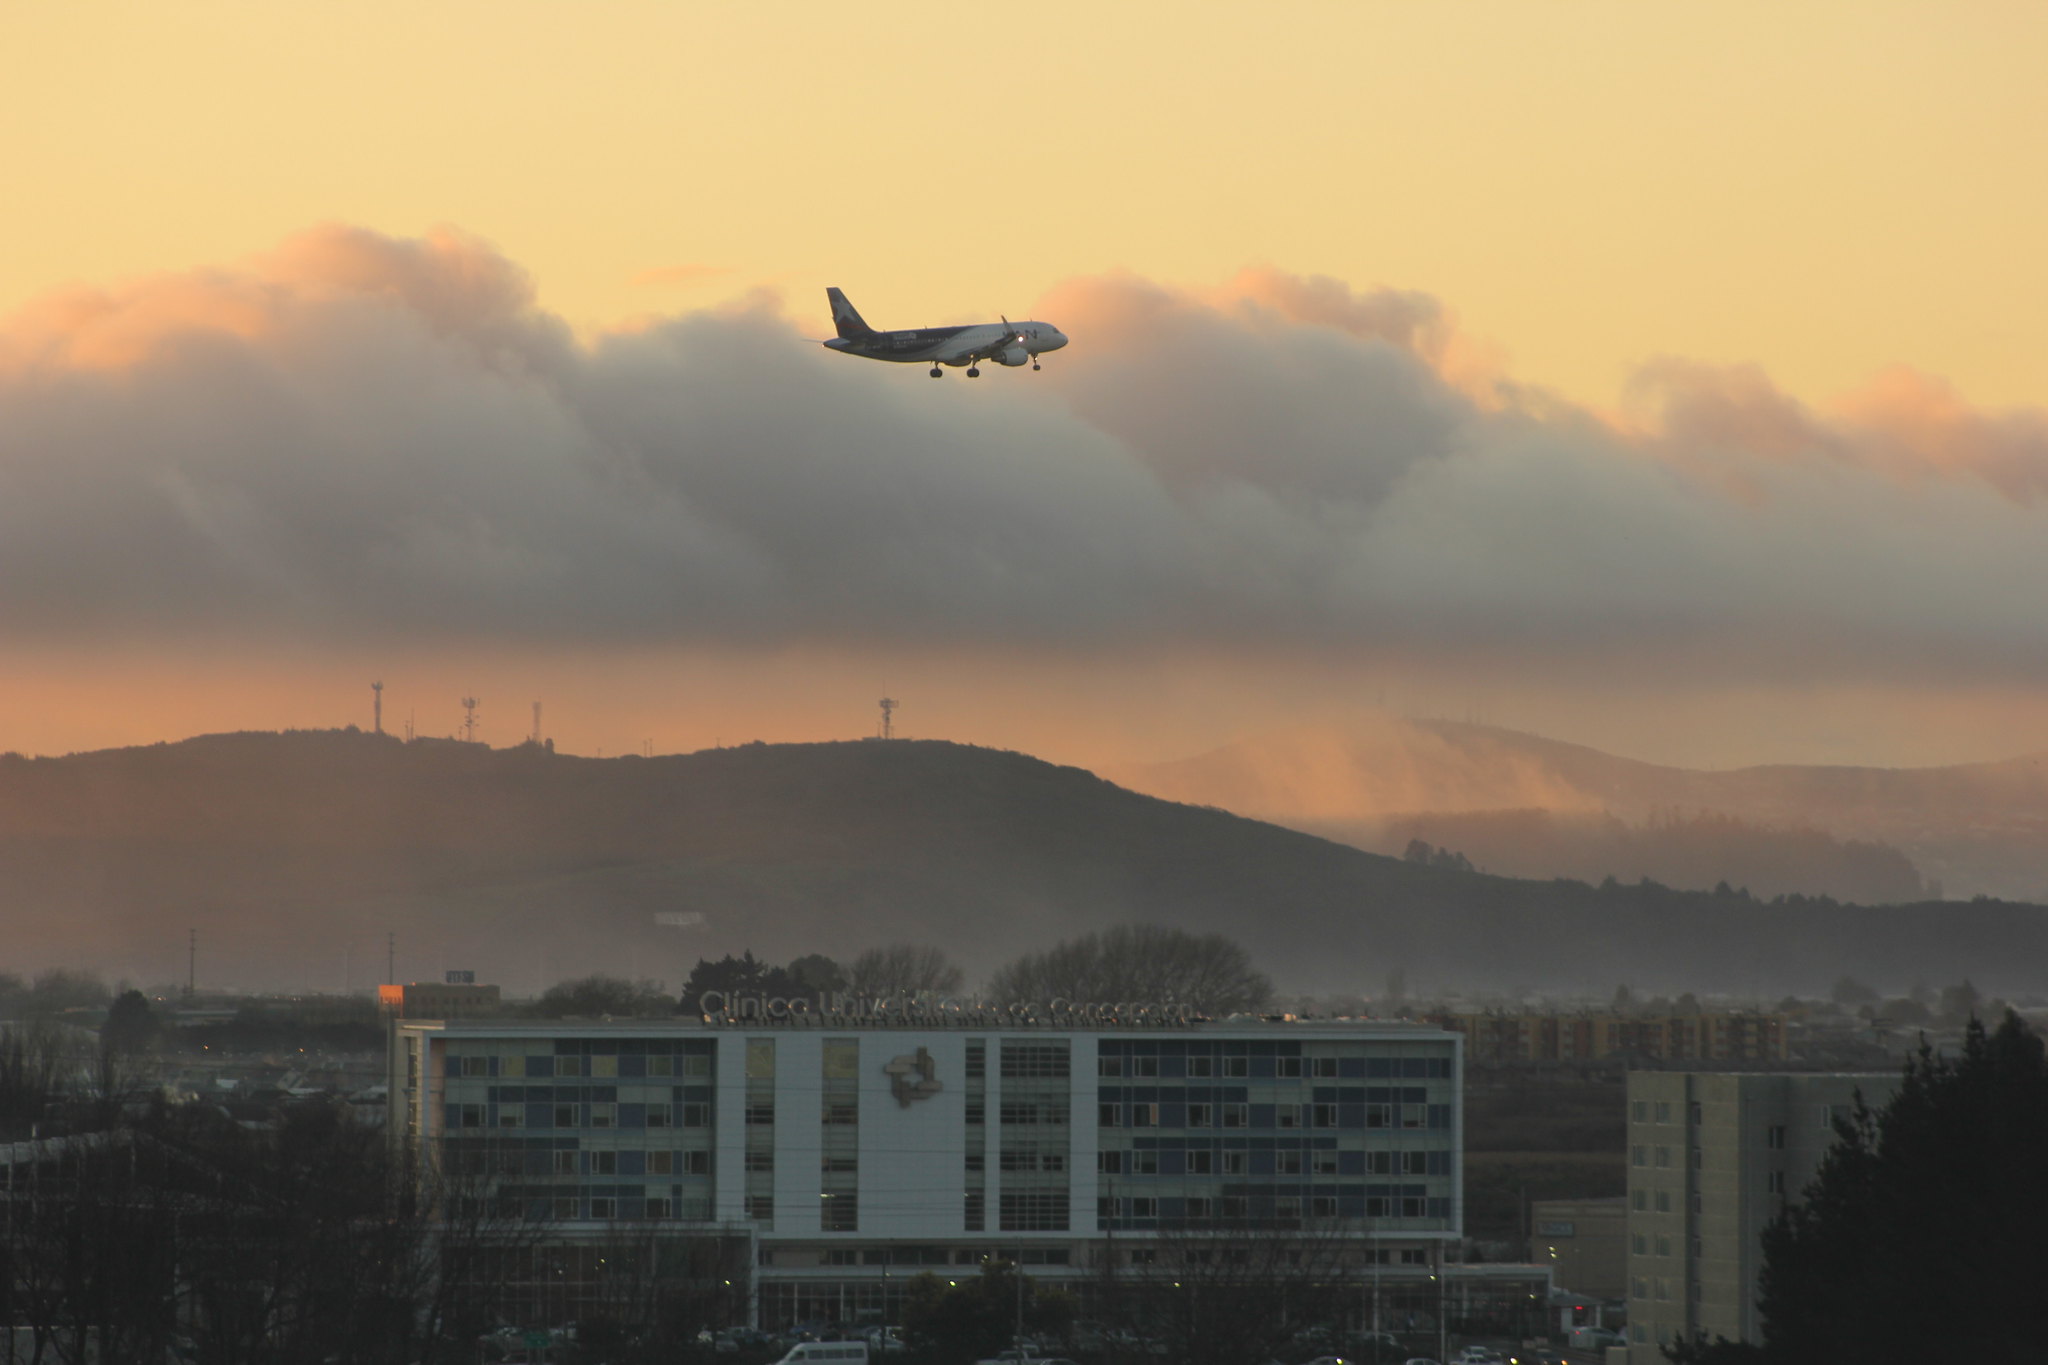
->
[826, 287, 875, 339]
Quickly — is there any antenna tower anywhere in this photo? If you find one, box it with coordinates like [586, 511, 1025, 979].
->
[878, 696, 899, 741]
[371, 680, 384, 735]
[531, 701, 543, 746]
[461, 697, 479, 744]
[186, 928, 196, 999]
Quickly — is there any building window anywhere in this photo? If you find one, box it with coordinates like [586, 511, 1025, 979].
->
[965, 1192, 984, 1230]
[823, 1155, 857, 1173]
[1130, 1197, 1157, 1217]
[553, 1197, 579, 1219]
[821, 1193, 857, 1231]
[745, 1195, 773, 1222]
[745, 1150, 774, 1172]
[1313, 1104, 1338, 1128]
[648, 1152, 675, 1175]
[590, 1104, 616, 1129]
[1130, 1104, 1159, 1128]
[497, 1109, 523, 1128]
[967, 1042, 986, 1078]
[1098, 1151, 1122, 1174]
[1311, 1194, 1337, 1217]
[1766, 1124, 1787, 1149]
[745, 1103, 774, 1126]
[1313, 1057, 1339, 1078]
[1656, 1236, 1671, 1257]
[1223, 1152, 1246, 1175]
[683, 1150, 710, 1174]
[1187, 1103, 1213, 1127]
[1132, 1057, 1159, 1078]
[1365, 1104, 1392, 1128]
[1690, 1103, 1703, 1125]
[1187, 1056, 1213, 1078]
[1654, 1146, 1671, 1168]
[1632, 1233, 1647, 1255]
[681, 1103, 710, 1128]
[1654, 1101, 1671, 1122]
[1313, 1152, 1338, 1175]
[1132, 1151, 1159, 1175]
[825, 1104, 858, 1126]
[590, 1197, 616, 1219]
[1277, 1152, 1303, 1175]
[1188, 1150, 1213, 1174]
[1399, 1249, 1428, 1265]
[1654, 1190, 1671, 1212]
[967, 1103, 986, 1126]
[1221, 1103, 1248, 1128]
[1099, 1103, 1121, 1127]
[1632, 1189, 1648, 1210]
[1001, 1043, 1070, 1079]
[1277, 1057, 1303, 1078]
[646, 1197, 672, 1218]
[647, 1055, 675, 1078]
[1631, 1101, 1647, 1122]
[999, 1191, 1068, 1232]
[1222, 1057, 1249, 1078]
[554, 1105, 576, 1128]
[1276, 1104, 1303, 1129]
[1632, 1279, 1648, 1301]
[553, 1151, 577, 1175]
[966, 1151, 985, 1172]
[1365, 1151, 1392, 1174]
[645, 1105, 672, 1128]
[591, 1151, 617, 1175]
[1098, 1057, 1122, 1077]
[1767, 1170, 1785, 1194]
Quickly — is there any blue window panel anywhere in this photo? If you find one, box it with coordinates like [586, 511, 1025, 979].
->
[1250, 1105, 1276, 1128]
[1338, 1104, 1366, 1128]
[1160, 1104, 1186, 1128]
[1427, 1197, 1451, 1219]
[1249, 1150, 1276, 1176]
[525, 1103, 552, 1129]
[1428, 1105, 1452, 1129]
[1339, 1058, 1367, 1078]
[1427, 1151, 1452, 1175]
[1161, 1056, 1186, 1078]
[1224, 1088, 1248, 1103]
[619, 1104, 646, 1128]
[1365, 1058, 1394, 1077]
[1314, 1087, 1339, 1103]
[1098, 1086, 1126, 1103]
[620, 1150, 646, 1176]
[527, 1056, 555, 1078]
[1401, 1059, 1431, 1078]
[1186, 1086, 1215, 1102]
[524, 1149, 552, 1176]
[619, 1055, 646, 1079]
[1161, 1150, 1186, 1176]
[1338, 1194, 1366, 1218]
[1338, 1151, 1366, 1176]
[1249, 1057, 1276, 1079]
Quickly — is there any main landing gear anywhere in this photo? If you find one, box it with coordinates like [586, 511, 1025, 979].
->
[929, 366, 942, 378]
[966, 366, 981, 378]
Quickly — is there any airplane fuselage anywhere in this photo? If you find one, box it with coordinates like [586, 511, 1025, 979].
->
[824, 321, 1067, 366]
[822, 288, 1068, 376]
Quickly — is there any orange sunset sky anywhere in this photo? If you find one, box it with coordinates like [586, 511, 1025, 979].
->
[3, 1, 2047, 772]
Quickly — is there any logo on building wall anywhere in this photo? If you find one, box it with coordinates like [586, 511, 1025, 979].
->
[884, 1047, 943, 1107]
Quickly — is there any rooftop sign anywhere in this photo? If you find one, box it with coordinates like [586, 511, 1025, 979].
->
[696, 990, 1199, 1029]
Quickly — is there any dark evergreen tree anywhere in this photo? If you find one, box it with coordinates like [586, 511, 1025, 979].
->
[679, 952, 805, 1005]
[1728, 1012, 2048, 1364]
[100, 988, 158, 1054]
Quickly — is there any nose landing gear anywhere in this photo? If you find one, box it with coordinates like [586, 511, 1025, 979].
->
[966, 366, 981, 378]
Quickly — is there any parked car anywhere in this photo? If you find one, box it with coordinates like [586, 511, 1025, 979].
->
[1564, 1326, 1624, 1352]
[1455, 1349, 1505, 1365]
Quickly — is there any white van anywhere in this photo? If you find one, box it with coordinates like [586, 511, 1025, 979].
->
[777, 1343, 871, 1365]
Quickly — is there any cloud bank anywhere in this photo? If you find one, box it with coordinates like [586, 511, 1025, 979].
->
[3, 226, 2047, 688]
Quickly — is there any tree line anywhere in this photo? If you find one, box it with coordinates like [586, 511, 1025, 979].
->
[529, 926, 1274, 1020]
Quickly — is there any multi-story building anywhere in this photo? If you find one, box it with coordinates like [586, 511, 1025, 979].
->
[1441, 1013, 1790, 1067]
[1530, 1195, 1626, 1302]
[1622, 1070, 1900, 1361]
[389, 1011, 1512, 1329]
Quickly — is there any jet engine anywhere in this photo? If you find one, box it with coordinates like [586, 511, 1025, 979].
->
[996, 344, 1031, 367]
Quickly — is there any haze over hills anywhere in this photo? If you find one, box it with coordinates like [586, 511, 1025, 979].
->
[3, 729, 2047, 1001]
[1112, 716, 2048, 903]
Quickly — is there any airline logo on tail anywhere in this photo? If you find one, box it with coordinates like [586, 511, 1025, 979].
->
[820, 289, 1068, 379]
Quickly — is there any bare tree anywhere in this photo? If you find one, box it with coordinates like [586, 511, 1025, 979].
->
[988, 926, 1271, 1015]
[849, 944, 964, 995]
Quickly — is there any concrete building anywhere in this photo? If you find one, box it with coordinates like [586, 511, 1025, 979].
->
[1530, 1195, 1626, 1302]
[388, 1009, 1550, 1330]
[1622, 1070, 1900, 1361]
[1440, 1013, 1791, 1067]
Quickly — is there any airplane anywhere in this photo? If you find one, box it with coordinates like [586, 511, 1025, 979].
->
[821, 288, 1068, 378]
